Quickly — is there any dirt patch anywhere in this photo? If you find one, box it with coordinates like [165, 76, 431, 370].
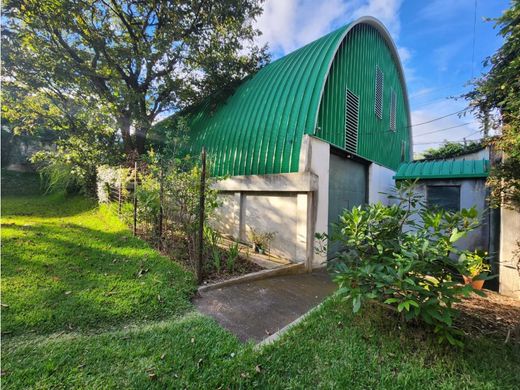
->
[455, 290, 520, 342]
[137, 228, 265, 283]
[200, 255, 264, 284]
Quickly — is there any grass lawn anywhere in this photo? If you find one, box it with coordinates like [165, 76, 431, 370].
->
[2, 171, 519, 389]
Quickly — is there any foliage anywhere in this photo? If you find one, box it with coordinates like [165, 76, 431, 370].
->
[462, 0, 520, 209]
[318, 183, 484, 346]
[31, 132, 120, 196]
[227, 242, 240, 273]
[3, 175, 519, 388]
[2, 72, 121, 196]
[248, 228, 276, 252]
[204, 226, 222, 273]
[2, 0, 269, 156]
[459, 250, 491, 278]
[422, 140, 484, 160]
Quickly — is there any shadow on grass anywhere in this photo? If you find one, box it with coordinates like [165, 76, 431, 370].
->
[2, 219, 195, 336]
[2, 193, 97, 218]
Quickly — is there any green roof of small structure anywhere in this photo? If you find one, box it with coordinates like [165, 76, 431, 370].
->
[394, 159, 490, 180]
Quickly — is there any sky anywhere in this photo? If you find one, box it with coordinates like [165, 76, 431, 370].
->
[253, 0, 510, 156]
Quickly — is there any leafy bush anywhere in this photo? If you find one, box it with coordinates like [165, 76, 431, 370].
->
[318, 183, 485, 346]
[459, 250, 491, 278]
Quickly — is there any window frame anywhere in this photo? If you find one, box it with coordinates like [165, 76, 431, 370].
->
[426, 185, 461, 212]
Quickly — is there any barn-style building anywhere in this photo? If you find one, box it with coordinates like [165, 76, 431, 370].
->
[166, 17, 412, 268]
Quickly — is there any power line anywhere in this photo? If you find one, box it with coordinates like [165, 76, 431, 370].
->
[414, 122, 474, 137]
[361, 109, 472, 137]
[413, 130, 482, 145]
[411, 108, 469, 127]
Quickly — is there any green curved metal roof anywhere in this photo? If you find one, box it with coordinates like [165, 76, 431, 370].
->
[394, 159, 490, 180]
[188, 24, 351, 176]
[164, 17, 411, 176]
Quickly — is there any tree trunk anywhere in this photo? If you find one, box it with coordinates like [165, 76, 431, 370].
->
[117, 115, 134, 157]
[134, 123, 150, 156]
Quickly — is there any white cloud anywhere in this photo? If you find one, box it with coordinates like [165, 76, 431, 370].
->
[255, 0, 348, 55]
[350, 0, 403, 39]
[255, 0, 405, 57]
[411, 99, 484, 156]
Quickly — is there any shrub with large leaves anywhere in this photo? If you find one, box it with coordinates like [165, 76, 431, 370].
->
[318, 183, 485, 346]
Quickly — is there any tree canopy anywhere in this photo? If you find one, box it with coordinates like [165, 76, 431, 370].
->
[421, 140, 485, 160]
[2, 0, 269, 157]
[463, 0, 520, 208]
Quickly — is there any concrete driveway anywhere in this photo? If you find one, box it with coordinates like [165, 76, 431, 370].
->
[194, 270, 336, 342]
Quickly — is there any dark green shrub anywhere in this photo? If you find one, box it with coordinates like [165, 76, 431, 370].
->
[318, 183, 485, 346]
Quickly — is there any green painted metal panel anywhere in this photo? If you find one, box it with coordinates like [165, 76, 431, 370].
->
[161, 18, 410, 176]
[394, 159, 490, 180]
[183, 25, 349, 176]
[315, 23, 411, 170]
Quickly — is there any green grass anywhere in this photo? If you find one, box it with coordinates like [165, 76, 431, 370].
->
[2, 172, 519, 389]
[2, 193, 194, 336]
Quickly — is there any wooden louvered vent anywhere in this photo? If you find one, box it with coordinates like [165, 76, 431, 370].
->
[344, 88, 359, 153]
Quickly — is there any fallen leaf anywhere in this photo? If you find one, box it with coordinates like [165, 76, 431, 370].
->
[191, 337, 195, 343]
[160, 353, 166, 360]
[64, 291, 72, 295]
[197, 358, 203, 368]
[148, 373, 157, 381]
[255, 365, 262, 373]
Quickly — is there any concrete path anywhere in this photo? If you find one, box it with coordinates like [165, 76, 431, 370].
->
[194, 270, 336, 342]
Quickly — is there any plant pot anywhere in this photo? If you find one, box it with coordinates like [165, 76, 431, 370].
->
[463, 275, 485, 290]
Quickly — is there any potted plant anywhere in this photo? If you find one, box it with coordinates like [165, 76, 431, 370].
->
[459, 250, 491, 290]
[249, 228, 276, 255]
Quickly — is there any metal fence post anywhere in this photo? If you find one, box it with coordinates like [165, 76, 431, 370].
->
[158, 164, 164, 245]
[118, 165, 122, 218]
[197, 147, 206, 284]
[133, 161, 138, 236]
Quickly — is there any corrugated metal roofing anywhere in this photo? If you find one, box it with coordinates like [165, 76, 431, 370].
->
[187, 24, 351, 176]
[160, 17, 411, 177]
[394, 159, 490, 180]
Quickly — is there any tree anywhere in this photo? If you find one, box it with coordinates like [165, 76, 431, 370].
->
[2, 0, 269, 158]
[2, 74, 120, 195]
[462, 1, 520, 209]
[421, 140, 484, 160]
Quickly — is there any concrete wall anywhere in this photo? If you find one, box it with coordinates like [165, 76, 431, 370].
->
[211, 135, 397, 269]
[368, 163, 396, 205]
[451, 147, 490, 161]
[499, 207, 520, 298]
[210, 171, 317, 265]
[299, 136, 330, 267]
